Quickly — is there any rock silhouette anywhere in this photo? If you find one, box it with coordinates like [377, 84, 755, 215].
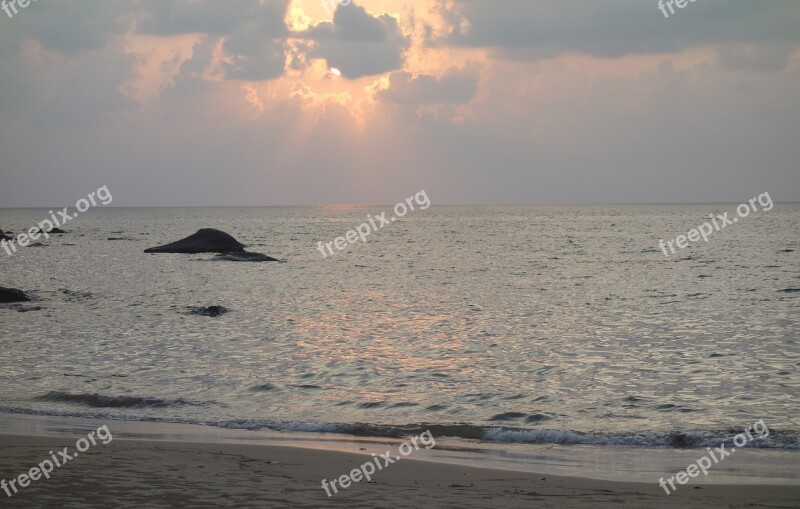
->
[0, 287, 30, 303]
[31, 227, 66, 234]
[145, 228, 246, 254]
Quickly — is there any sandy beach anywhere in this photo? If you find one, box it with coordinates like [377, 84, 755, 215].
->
[1, 431, 798, 508]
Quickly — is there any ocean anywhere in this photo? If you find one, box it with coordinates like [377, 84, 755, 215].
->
[1, 204, 798, 458]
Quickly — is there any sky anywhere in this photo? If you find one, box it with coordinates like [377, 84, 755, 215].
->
[0, 0, 799, 207]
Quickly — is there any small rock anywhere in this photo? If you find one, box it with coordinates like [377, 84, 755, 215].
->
[16, 306, 42, 313]
[188, 305, 229, 317]
[0, 287, 31, 303]
[671, 432, 689, 448]
[32, 227, 66, 234]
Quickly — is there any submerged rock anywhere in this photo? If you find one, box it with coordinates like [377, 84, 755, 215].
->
[188, 305, 229, 317]
[0, 287, 30, 303]
[32, 227, 66, 234]
[215, 252, 278, 262]
[145, 228, 246, 254]
[15, 305, 42, 313]
[671, 432, 689, 448]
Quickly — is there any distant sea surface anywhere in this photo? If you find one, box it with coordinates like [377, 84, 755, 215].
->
[1, 205, 798, 450]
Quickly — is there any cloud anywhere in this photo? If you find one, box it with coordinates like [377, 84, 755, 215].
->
[715, 42, 799, 72]
[302, 2, 410, 79]
[380, 63, 481, 104]
[137, 0, 290, 81]
[162, 35, 222, 100]
[435, 0, 800, 62]
[0, 38, 137, 127]
[136, 0, 288, 37]
[1, 0, 799, 207]
[0, 0, 130, 55]
[221, 28, 288, 80]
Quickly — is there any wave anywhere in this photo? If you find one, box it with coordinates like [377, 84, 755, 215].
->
[221, 422, 800, 450]
[33, 391, 206, 409]
[481, 427, 799, 449]
[5, 400, 800, 450]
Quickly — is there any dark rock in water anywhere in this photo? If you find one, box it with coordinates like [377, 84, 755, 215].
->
[145, 228, 246, 254]
[215, 252, 278, 262]
[60, 288, 93, 301]
[0, 287, 30, 303]
[188, 305, 229, 317]
[144, 228, 281, 260]
[671, 432, 689, 448]
[32, 227, 66, 234]
[249, 384, 277, 392]
[0, 229, 12, 241]
[16, 305, 42, 313]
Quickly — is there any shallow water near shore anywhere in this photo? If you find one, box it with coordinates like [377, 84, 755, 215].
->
[2, 413, 798, 485]
[1, 205, 798, 456]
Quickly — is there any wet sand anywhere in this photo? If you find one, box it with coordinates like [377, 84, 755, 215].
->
[1, 434, 799, 508]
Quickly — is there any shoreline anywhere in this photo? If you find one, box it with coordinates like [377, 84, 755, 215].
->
[1, 412, 798, 485]
[2, 433, 800, 508]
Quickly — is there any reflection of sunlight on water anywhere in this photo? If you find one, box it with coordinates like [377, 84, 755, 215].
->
[284, 290, 487, 418]
[293, 304, 464, 365]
